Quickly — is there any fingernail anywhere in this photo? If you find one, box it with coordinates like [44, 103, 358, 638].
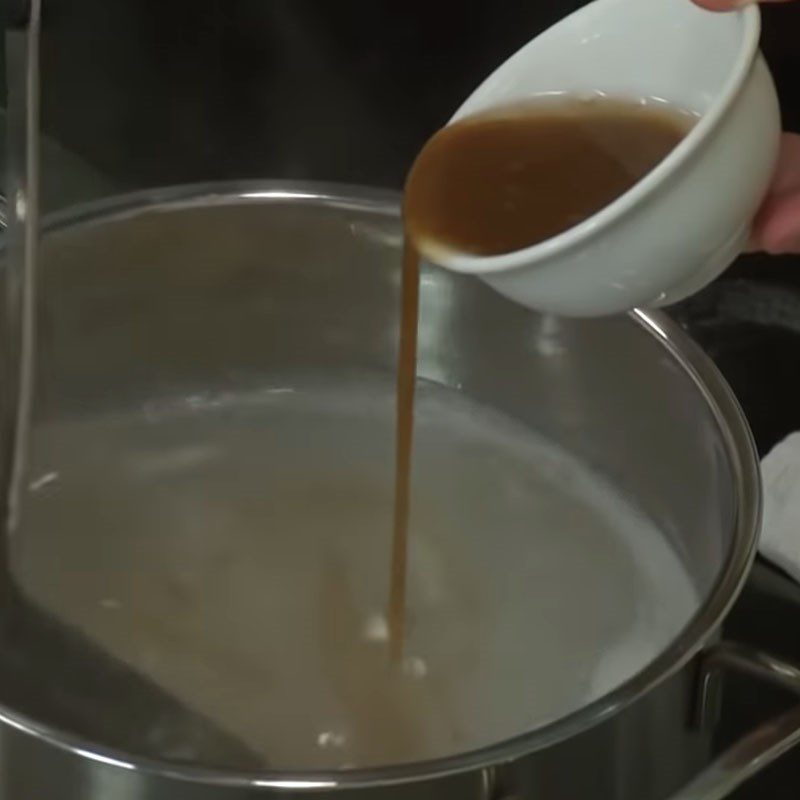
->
[694, 0, 753, 11]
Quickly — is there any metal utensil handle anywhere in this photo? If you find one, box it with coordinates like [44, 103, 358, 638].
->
[3, 0, 40, 538]
[671, 641, 800, 800]
[0, 0, 27, 222]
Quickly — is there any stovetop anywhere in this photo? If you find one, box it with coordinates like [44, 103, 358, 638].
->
[9, 156, 800, 800]
[675, 254, 800, 799]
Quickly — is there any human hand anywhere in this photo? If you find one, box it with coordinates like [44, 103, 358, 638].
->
[692, 0, 800, 254]
[750, 134, 800, 254]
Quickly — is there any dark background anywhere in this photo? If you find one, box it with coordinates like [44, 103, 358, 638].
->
[21, 0, 800, 193]
[6, 2, 800, 798]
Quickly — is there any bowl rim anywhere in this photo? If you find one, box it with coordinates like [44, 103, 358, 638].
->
[0, 181, 762, 790]
[426, 0, 762, 275]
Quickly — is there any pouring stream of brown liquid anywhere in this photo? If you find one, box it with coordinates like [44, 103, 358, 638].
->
[388, 245, 420, 660]
[388, 98, 691, 660]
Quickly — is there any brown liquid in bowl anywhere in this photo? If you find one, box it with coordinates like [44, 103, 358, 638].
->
[404, 98, 692, 257]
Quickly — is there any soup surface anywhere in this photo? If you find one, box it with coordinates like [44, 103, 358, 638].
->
[15, 375, 699, 768]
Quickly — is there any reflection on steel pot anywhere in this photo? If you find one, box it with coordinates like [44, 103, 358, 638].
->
[0, 183, 798, 800]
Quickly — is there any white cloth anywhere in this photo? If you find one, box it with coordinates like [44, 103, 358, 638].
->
[761, 432, 800, 584]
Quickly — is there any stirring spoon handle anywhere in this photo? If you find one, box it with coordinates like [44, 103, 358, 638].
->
[3, 0, 41, 544]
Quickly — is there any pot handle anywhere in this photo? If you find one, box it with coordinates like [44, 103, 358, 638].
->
[670, 641, 800, 800]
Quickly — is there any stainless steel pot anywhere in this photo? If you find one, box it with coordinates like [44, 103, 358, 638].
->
[1, 183, 799, 800]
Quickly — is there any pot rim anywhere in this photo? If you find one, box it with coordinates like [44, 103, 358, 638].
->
[0, 180, 762, 791]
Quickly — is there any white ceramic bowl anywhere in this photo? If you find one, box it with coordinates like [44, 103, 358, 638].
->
[428, 0, 780, 317]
